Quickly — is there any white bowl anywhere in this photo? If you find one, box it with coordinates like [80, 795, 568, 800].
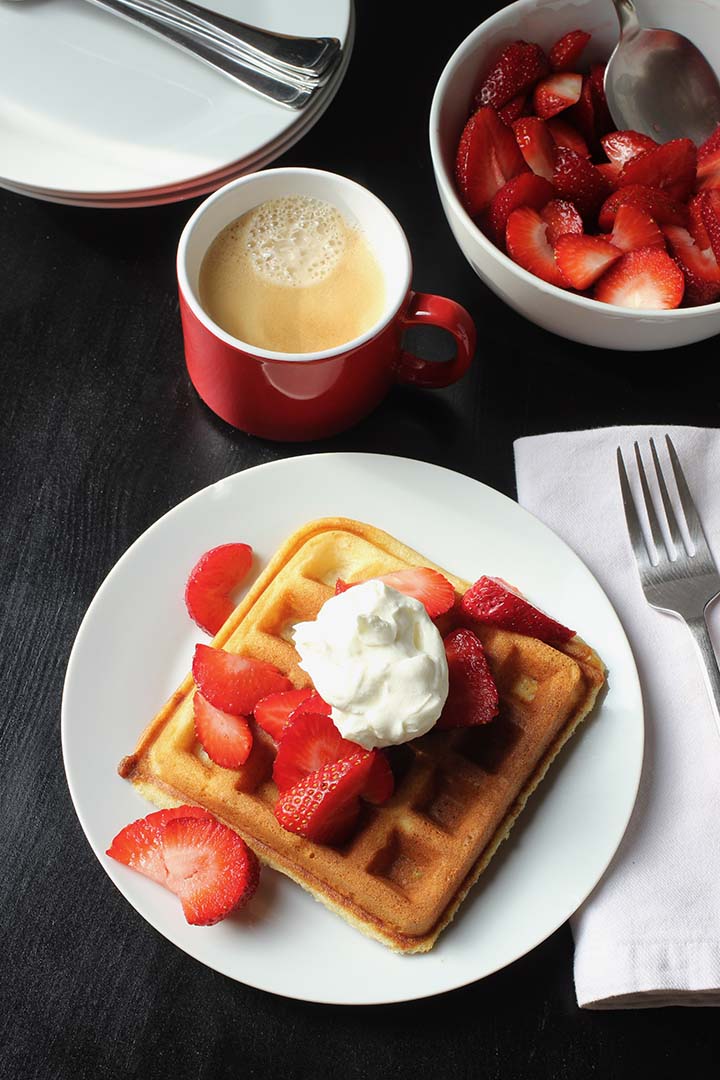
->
[429, 0, 720, 351]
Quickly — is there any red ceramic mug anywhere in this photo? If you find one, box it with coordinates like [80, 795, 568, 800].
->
[177, 168, 476, 441]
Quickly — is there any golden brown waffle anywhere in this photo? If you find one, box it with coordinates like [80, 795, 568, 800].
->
[119, 518, 606, 953]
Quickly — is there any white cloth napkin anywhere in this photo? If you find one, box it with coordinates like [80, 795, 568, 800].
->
[514, 425, 720, 1009]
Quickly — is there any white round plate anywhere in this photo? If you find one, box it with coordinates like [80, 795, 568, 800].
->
[0, 20, 353, 210]
[0, 0, 352, 199]
[62, 454, 643, 1005]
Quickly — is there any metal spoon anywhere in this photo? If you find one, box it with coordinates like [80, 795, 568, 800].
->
[604, 0, 720, 145]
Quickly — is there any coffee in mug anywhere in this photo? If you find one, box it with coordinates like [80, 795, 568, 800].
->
[198, 195, 386, 353]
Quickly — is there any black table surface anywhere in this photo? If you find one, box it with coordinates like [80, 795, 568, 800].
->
[2, 3, 719, 1077]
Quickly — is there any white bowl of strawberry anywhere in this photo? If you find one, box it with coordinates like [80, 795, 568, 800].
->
[429, 0, 720, 350]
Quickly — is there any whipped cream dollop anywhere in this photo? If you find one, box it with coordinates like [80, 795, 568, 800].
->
[292, 580, 449, 750]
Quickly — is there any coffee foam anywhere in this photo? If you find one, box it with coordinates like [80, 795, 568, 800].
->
[239, 196, 347, 287]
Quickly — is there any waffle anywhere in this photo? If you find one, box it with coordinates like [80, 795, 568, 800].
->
[119, 517, 606, 953]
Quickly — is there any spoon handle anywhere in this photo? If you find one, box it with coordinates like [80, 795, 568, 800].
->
[611, 0, 642, 37]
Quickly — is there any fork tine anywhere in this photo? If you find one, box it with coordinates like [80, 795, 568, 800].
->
[649, 437, 684, 558]
[617, 447, 656, 573]
[665, 435, 715, 563]
[633, 441, 665, 560]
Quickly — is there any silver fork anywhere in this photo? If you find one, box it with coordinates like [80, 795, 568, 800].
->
[617, 435, 720, 732]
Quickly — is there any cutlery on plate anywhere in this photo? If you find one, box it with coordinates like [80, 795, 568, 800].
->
[605, 0, 720, 144]
[617, 435, 720, 731]
[6, 0, 341, 108]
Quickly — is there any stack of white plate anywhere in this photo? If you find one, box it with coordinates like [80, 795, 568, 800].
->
[0, 0, 353, 208]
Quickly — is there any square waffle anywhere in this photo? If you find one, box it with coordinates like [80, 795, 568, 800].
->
[119, 517, 606, 953]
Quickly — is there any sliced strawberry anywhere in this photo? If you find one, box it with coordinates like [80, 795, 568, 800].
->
[462, 576, 575, 644]
[617, 139, 697, 203]
[192, 643, 292, 715]
[601, 130, 658, 169]
[596, 162, 622, 187]
[554, 234, 622, 289]
[594, 246, 685, 309]
[546, 117, 590, 158]
[335, 567, 455, 619]
[363, 752, 394, 805]
[474, 41, 549, 111]
[663, 225, 720, 305]
[488, 173, 555, 242]
[598, 185, 689, 231]
[589, 63, 614, 136]
[540, 199, 583, 244]
[697, 125, 720, 190]
[273, 711, 352, 792]
[693, 190, 720, 263]
[162, 816, 259, 925]
[533, 72, 582, 119]
[549, 29, 591, 72]
[253, 687, 316, 741]
[107, 805, 212, 884]
[567, 76, 596, 147]
[271, 710, 392, 805]
[193, 691, 253, 768]
[456, 107, 528, 217]
[513, 117, 556, 181]
[289, 691, 331, 720]
[274, 751, 375, 844]
[506, 206, 568, 287]
[553, 146, 610, 221]
[499, 93, 528, 125]
[609, 203, 665, 253]
[436, 628, 499, 730]
[699, 124, 720, 163]
[184, 543, 253, 636]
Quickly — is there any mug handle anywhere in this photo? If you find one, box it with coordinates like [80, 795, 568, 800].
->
[392, 291, 476, 389]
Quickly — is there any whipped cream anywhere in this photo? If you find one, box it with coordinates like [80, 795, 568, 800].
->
[292, 580, 449, 749]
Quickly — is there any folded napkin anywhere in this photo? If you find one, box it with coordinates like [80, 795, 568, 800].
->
[514, 425, 720, 1009]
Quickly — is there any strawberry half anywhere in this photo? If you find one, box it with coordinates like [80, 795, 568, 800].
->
[513, 117, 556, 181]
[546, 117, 590, 158]
[272, 711, 393, 805]
[617, 139, 697, 203]
[456, 107, 528, 217]
[335, 567, 455, 619]
[601, 130, 658, 169]
[553, 146, 610, 221]
[184, 543, 253, 636]
[540, 199, 583, 244]
[549, 29, 591, 73]
[598, 185, 689, 231]
[499, 94, 528, 125]
[107, 805, 213, 885]
[462, 576, 575, 644]
[194, 691, 253, 768]
[436, 628, 499, 730]
[506, 206, 568, 287]
[274, 751, 375, 845]
[567, 75, 597, 148]
[192, 643, 292, 715]
[690, 190, 720, 263]
[253, 687, 318, 741]
[697, 124, 720, 190]
[663, 225, 720, 306]
[594, 246, 685, 309]
[532, 72, 582, 119]
[554, 234, 622, 290]
[608, 203, 665, 253]
[488, 173, 555, 243]
[589, 63, 614, 137]
[474, 40, 549, 111]
[162, 816, 259, 925]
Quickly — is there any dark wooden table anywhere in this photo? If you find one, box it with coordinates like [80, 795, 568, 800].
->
[2, 3, 718, 1077]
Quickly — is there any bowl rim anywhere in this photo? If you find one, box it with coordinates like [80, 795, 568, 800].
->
[428, 0, 720, 320]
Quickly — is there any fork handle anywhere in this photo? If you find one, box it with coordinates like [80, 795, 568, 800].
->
[686, 615, 720, 738]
